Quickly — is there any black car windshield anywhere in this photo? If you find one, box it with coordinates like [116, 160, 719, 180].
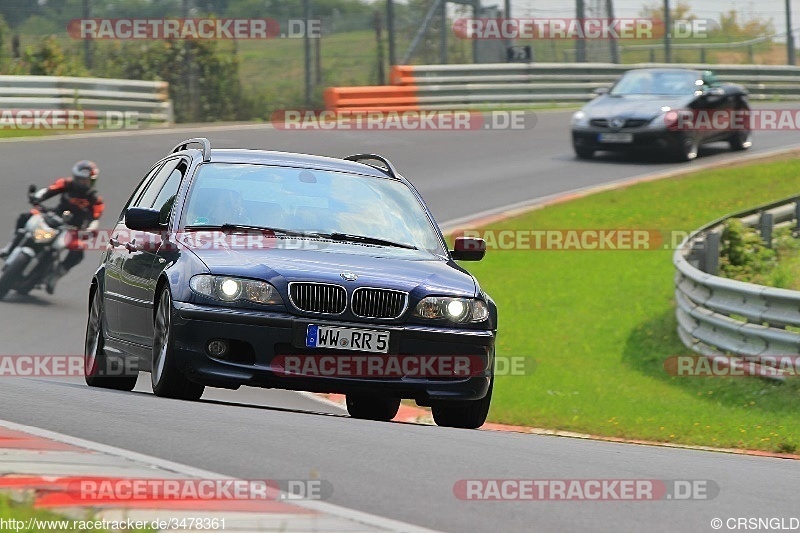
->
[610, 70, 699, 96]
[182, 163, 445, 256]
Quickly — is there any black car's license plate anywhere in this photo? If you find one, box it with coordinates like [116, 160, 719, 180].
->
[598, 132, 633, 143]
[305, 325, 390, 353]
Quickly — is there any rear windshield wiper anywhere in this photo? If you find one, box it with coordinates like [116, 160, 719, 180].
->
[184, 223, 317, 238]
[318, 232, 418, 250]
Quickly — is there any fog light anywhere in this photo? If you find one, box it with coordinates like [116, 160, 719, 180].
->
[207, 339, 229, 358]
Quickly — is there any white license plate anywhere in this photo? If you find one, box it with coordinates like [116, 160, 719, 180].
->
[305, 325, 390, 353]
[598, 133, 634, 143]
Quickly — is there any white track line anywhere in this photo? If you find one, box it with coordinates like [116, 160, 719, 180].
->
[0, 418, 441, 533]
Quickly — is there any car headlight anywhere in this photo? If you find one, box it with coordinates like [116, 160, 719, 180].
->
[190, 275, 282, 305]
[650, 109, 692, 131]
[571, 111, 588, 127]
[413, 297, 489, 323]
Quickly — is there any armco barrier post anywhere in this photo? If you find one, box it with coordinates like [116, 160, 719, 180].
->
[760, 212, 774, 248]
[704, 232, 720, 275]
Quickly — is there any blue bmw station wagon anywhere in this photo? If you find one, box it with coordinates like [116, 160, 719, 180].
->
[85, 138, 496, 428]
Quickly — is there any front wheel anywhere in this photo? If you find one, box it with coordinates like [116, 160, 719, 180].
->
[573, 144, 595, 160]
[151, 288, 204, 400]
[0, 253, 29, 300]
[346, 395, 401, 422]
[85, 289, 138, 391]
[729, 130, 753, 151]
[431, 380, 493, 429]
[671, 133, 698, 162]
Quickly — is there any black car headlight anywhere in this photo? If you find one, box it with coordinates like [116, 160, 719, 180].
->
[190, 275, 282, 305]
[413, 297, 489, 323]
[650, 108, 692, 131]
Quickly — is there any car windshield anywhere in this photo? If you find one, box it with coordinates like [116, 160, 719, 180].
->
[182, 163, 445, 256]
[610, 70, 699, 96]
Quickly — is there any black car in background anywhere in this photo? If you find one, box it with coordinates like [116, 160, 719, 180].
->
[85, 139, 496, 429]
[571, 68, 752, 161]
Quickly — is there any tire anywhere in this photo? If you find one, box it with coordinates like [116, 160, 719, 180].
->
[0, 253, 28, 300]
[151, 288, 204, 400]
[346, 395, 401, 422]
[573, 144, 595, 160]
[431, 379, 493, 429]
[729, 130, 753, 151]
[671, 133, 698, 162]
[85, 289, 138, 391]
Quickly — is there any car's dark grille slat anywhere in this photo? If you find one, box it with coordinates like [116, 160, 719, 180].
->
[290, 283, 346, 314]
[624, 119, 648, 128]
[590, 118, 648, 129]
[352, 288, 406, 319]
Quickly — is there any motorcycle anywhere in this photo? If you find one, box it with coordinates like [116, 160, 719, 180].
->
[0, 185, 80, 299]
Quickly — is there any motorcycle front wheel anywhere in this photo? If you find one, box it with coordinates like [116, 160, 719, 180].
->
[0, 252, 30, 300]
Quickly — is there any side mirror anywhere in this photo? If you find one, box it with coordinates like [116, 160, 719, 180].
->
[125, 207, 161, 231]
[451, 236, 486, 261]
[593, 87, 609, 96]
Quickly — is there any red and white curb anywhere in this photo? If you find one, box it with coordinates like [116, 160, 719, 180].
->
[0, 419, 439, 532]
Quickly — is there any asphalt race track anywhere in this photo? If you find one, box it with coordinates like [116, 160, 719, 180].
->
[1, 109, 799, 532]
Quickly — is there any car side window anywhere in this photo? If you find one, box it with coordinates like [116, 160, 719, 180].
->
[151, 160, 189, 225]
[118, 163, 164, 222]
[135, 158, 182, 210]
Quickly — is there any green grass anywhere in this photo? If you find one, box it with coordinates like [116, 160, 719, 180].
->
[0, 129, 52, 139]
[0, 493, 153, 532]
[765, 247, 800, 291]
[461, 155, 800, 452]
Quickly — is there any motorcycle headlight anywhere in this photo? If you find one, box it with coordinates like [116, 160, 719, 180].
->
[190, 275, 283, 306]
[33, 227, 56, 243]
[571, 111, 588, 127]
[413, 297, 489, 323]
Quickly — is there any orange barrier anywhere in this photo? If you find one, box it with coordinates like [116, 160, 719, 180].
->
[389, 65, 416, 86]
[324, 84, 419, 112]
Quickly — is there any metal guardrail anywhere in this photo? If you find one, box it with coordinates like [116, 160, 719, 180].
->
[324, 63, 800, 112]
[0, 75, 173, 125]
[565, 27, 798, 63]
[674, 194, 800, 377]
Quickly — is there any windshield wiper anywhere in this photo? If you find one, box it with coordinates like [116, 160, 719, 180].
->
[318, 232, 418, 250]
[184, 225, 418, 250]
[184, 223, 318, 238]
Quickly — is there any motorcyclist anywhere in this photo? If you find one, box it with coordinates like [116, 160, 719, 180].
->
[0, 160, 104, 294]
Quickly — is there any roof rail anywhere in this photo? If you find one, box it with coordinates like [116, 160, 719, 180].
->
[343, 154, 398, 179]
[170, 138, 211, 162]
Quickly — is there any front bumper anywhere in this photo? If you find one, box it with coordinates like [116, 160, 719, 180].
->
[572, 127, 684, 153]
[171, 301, 495, 402]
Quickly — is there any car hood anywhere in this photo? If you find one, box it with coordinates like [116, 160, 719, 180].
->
[185, 243, 477, 297]
[583, 94, 694, 120]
